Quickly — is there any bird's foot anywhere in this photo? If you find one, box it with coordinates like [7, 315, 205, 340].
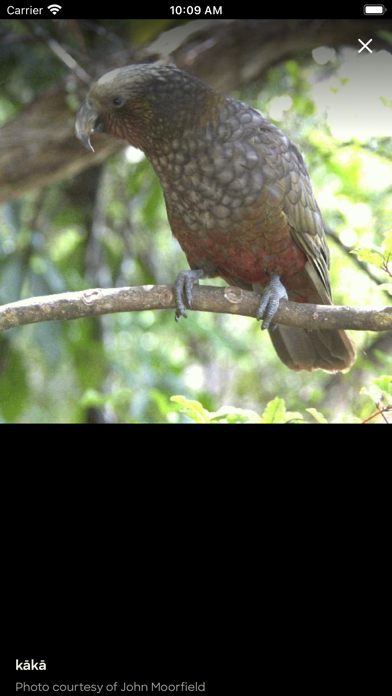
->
[256, 274, 288, 331]
[174, 269, 206, 322]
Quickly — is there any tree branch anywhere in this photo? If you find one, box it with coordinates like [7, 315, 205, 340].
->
[0, 285, 391, 334]
[1, 18, 390, 203]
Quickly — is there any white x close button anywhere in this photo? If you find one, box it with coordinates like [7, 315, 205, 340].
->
[358, 39, 373, 53]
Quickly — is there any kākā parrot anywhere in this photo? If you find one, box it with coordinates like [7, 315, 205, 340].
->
[75, 63, 356, 372]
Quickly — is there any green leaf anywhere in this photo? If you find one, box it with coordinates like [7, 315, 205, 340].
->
[306, 407, 329, 423]
[350, 247, 384, 269]
[261, 397, 286, 424]
[377, 283, 392, 295]
[360, 384, 381, 402]
[372, 375, 392, 398]
[209, 406, 263, 423]
[361, 375, 392, 406]
[170, 398, 265, 424]
[383, 230, 392, 255]
[170, 395, 211, 423]
[286, 411, 304, 422]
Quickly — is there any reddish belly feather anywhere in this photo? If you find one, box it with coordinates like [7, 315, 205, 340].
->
[176, 226, 308, 288]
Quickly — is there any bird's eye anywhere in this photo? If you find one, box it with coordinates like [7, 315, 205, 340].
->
[112, 96, 124, 107]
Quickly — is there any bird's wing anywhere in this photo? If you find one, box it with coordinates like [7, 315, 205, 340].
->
[256, 120, 332, 303]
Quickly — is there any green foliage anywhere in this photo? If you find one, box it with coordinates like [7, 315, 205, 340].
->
[350, 230, 392, 294]
[306, 408, 329, 424]
[169, 382, 391, 423]
[360, 375, 392, 423]
[0, 344, 29, 422]
[168, 393, 370, 424]
[361, 374, 392, 406]
[351, 247, 385, 270]
[170, 394, 307, 424]
[170, 394, 264, 423]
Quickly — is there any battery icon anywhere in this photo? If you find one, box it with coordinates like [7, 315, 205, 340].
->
[363, 4, 387, 12]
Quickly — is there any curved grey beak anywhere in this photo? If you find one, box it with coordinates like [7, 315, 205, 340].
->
[75, 100, 100, 153]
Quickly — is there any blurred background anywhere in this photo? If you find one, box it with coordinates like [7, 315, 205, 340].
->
[0, 18, 391, 423]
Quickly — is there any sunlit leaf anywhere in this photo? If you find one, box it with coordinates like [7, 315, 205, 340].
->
[383, 230, 392, 255]
[372, 375, 392, 403]
[261, 397, 286, 424]
[209, 406, 263, 423]
[306, 407, 328, 423]
[377, 283, 392, 294]
[361, 375, 392, 406]
[350, 247, 384, 269]
[170, 395, 211, 423]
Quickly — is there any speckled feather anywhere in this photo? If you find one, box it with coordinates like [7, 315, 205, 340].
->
[79, 64, 356, 371]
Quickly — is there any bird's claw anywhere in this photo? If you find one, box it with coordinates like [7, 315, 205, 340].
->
[174, 269, 205, 322]
[256, 274, 288, 330]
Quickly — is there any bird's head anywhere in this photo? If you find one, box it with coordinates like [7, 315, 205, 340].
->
[75, 63, 216, 154]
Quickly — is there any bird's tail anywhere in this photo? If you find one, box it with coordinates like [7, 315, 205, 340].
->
[268, 323, 356, 372]
[252, 264, 356, 372]
[231, 263, 356, 372]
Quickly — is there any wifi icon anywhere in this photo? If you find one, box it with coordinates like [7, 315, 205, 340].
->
[48, 4, 62, 13]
